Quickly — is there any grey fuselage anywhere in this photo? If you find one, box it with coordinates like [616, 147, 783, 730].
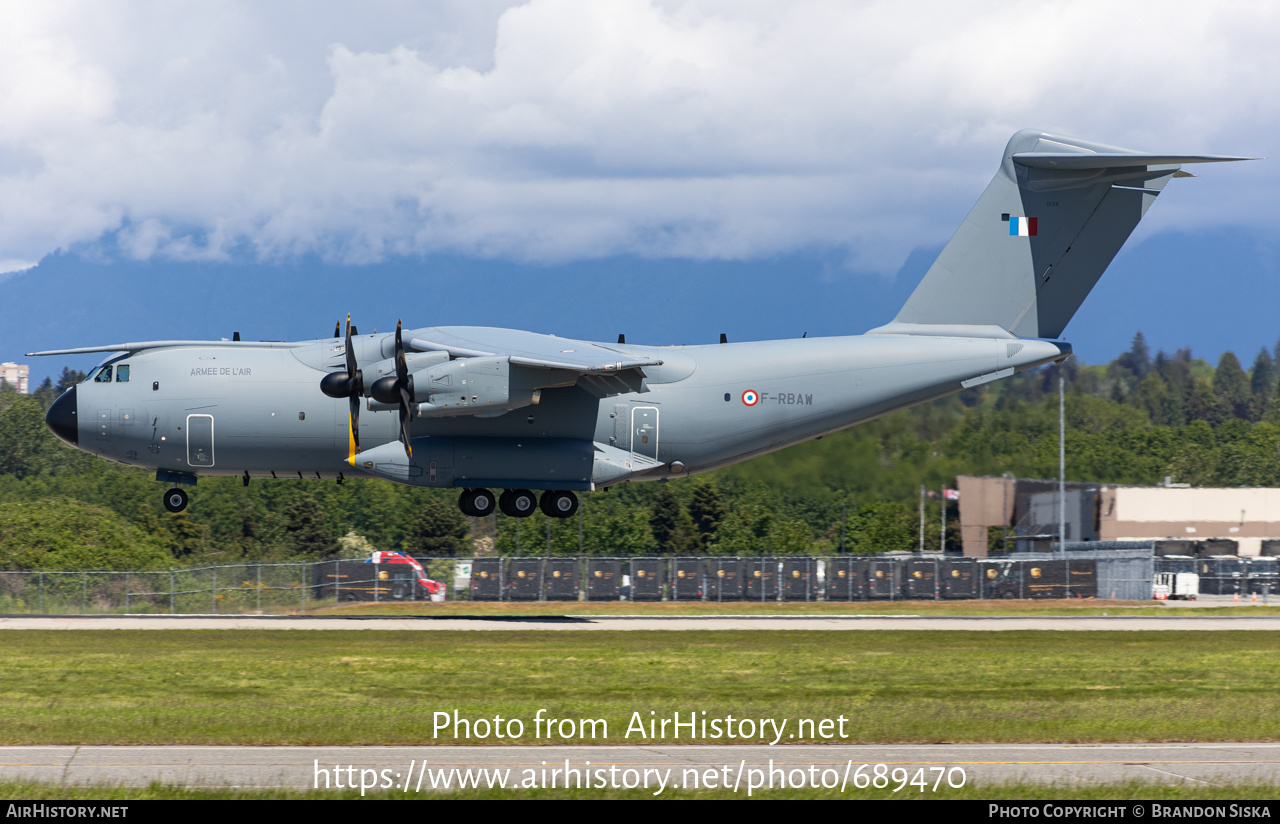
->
[53, 327, 1069, 490]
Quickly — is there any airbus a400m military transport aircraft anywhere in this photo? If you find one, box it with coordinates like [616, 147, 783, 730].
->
[33, 130, 1248, 517]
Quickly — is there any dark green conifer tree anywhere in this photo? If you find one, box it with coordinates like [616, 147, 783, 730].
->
[403, 497, 470, 556]
[1213, 351, 1250, 420]
[649, 484, 681, 554]
[687, 480, 725, 549]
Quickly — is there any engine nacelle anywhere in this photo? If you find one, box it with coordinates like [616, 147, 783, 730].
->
[413, 357, 541, 417]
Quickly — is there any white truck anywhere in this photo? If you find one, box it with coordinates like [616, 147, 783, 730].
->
[1153, 571, 1199, 601]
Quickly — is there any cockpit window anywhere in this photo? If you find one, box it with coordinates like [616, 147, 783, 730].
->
[94, 366, 113, 383]
[116, 365, 130, 383]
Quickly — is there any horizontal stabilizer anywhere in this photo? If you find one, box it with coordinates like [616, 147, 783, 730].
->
[1013, 152, 1253, 169]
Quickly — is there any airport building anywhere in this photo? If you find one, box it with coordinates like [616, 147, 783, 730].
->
[957, 475, 1280, 558]
[0, 362, 28, 394]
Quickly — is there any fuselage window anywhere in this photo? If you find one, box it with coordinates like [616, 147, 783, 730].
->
[94, 366, 113, 383]
[116, 365, 130, 383]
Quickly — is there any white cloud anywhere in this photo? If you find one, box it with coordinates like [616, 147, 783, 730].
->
[0, 0, 1274, 275]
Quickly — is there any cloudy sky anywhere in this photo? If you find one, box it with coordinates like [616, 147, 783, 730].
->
[3, 1, 1278, 378]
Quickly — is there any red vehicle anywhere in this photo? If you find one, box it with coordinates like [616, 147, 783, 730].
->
[314, 552, 448, 602]
[370, 551, 447, 600]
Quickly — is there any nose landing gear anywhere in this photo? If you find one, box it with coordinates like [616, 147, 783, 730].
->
[163, 488, 189, 513]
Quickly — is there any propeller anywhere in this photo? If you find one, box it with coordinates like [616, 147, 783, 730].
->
[370, 320, 414, 458]
[319, 315, 364, 464]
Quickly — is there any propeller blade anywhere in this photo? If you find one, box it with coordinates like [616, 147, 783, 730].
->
[394, 320, 414, 457]
[342, 314, 363, 465]
[344, 315, 356, 377]
[348, 393, 361, 461]
[333, 321, 340, 338]
[395, 320, 407, 381]
[399, 384, 413, 458]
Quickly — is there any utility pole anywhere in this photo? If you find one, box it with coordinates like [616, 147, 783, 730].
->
[940, 484, 947, 553]
[919, 485, 925, 553]
[1059, 372, 1066, 553]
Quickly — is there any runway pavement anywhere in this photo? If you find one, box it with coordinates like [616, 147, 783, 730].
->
[2, 614, 1280, 630]
[3, 744, 1278, 791]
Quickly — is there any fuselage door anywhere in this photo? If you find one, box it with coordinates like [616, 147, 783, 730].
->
[187, 414, 215, 468]
[631, 406, 659, 461]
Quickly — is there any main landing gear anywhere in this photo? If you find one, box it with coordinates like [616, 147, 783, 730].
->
[163, 488, 189, 513]
[459, 488, 497, 517]
[460, 488, 579, 519]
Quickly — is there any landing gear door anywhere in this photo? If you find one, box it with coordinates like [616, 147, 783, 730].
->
[187, 414, 215, 468]
[631, 406, 659, 462]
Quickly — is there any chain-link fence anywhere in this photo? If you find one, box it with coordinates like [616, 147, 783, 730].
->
[0, 563, 329, 614]
[1, 546, 1237, 613]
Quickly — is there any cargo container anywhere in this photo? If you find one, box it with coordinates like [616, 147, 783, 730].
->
[744, 558, 779, 601]
[1197, 539, 1238, 557]
[940, 558, 978, 599]
[672, 558, 703, 601]
[586, 559, 621, 601]
[780, 557, 816, 602]
[1155, 555, 1196, 575]
[1196, 555, 1245, 595]
[506, 558, 542, 601]
[470, 558, 503, 600]
[1155, 540, 1197, 556]
[867, 558, 902, 600]
[706, 558, 743, 601]
[903, 559, 939, 600]
[544, 558, 580, 601]
[1245, 557, 1278, 596]
[982, 560, 1021, 599]
[629, 558, 665, 601]
[825, 557, 867, 601]
[1022, 559, 1097, 599]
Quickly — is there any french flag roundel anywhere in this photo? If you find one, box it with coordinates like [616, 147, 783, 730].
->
[741, 389, 760, 406]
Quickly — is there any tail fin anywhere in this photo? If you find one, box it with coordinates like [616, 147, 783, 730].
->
[881, 129, 1250, 339]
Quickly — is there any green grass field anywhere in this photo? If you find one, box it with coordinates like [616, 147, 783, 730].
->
[2, 630, 1278, 745]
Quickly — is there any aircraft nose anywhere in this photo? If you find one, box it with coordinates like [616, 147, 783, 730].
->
[45, 385, 78, 446]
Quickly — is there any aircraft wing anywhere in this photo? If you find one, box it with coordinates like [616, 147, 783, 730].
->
[407, 326, 663, 397]
[407, 326, 663, 372]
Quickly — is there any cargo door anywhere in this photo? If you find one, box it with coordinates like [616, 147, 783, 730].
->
[631, 406, 659, 461]
[186, 414, 215, 467]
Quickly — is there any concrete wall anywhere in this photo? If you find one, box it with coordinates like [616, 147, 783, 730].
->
[958, 476, 1014, 557]
[1099, 487, 1280, 555]
[957, 478, 1280, 557]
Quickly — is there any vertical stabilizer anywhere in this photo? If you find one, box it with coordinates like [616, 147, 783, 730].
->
[883, 130, 1249, 339]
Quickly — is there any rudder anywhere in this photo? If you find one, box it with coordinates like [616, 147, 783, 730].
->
[884, 130, 1248, 339]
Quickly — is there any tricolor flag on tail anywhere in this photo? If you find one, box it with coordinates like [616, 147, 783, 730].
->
[1002, 214, 1037, 236]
